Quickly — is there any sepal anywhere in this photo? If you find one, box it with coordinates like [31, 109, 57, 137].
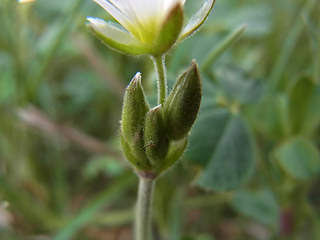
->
[163, 60, 202, 140]
[121, 73, 150, 168]
[179, 0, 216, 40]
[121, 134, 151, 170]
[152, 3, 184, 56]
[158, 137, 188, 173]
[144, 106, 169, 164]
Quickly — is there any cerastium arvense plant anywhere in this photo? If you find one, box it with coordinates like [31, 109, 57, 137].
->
[87, 0, 215, 239]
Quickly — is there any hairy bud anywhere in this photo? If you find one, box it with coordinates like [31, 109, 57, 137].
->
[121, 73, 150, 169]
[144, 106, 169, 165]
[163, 60, 202, 140]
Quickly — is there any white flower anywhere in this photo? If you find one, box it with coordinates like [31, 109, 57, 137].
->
[18, 0, 36, 3]
[87, 0, 215, 56]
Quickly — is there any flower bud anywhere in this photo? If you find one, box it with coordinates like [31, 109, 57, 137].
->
[163, 60, 202, 140]
[121, 73, 150, 169]
[144, 106, 169, 165]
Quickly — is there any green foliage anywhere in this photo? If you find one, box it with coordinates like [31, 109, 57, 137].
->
[274, 138, 320, 180]
[288, 76, 316, 134]
[187, 110, 254, 191]
[54, 173, 135, 240]
[232, 189, 279, 228]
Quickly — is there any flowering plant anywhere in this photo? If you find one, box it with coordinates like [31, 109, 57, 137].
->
[87, 1, 215, 239]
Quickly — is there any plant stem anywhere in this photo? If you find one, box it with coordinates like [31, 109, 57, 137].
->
[135, 177, 155, 240]
[200, 23, 247, 73]
[153, 55, 167, 105]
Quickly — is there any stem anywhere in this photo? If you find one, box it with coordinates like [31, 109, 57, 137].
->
[153, 55, 167, 105]
[135, 177, 155, 240]
[268, 0, 317, 92]
[200, 24, 247, 73]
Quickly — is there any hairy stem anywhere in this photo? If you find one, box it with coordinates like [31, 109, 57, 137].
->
[135, 177, 155, 240]
[153, 55, 167, 105]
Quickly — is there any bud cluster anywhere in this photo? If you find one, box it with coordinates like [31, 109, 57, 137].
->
[121, 61, 201, 178]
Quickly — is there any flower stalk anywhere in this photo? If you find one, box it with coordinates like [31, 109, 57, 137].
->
[135, 177, 155, 240]
[153, 55, 167, 105]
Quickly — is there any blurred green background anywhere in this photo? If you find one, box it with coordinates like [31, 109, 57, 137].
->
[1, 0, 320, 239]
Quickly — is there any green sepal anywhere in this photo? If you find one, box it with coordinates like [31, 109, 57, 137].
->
[144, 106, 169, 165]
[163, 60, 202, 140]
[121, 73, 149, 142]
[157, 137, 188, 173]
[121, 73, 150, 167]
[179, 0, 216, 41]
[121, 133, 151, 170]
[152, 3, 184, 56]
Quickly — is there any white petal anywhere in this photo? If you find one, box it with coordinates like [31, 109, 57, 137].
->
[93, 0, 135, 33]
[179, 0, 215, 40]
[161, 0, 185, 16]
[111, 0, 185, 26]
[93, 0, 159, 41]
[108, 0, 141, 23]
[109, 0, 153, 34]
[115, 0, 163, 30]
[87, 17, 151, 55]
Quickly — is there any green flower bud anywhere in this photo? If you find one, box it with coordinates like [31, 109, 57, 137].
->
[144, 106, 169, 165]
[121, 73, 150, 170]
[163, 60, 202, 140]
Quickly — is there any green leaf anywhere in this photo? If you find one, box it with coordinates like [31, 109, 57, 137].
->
[232, 189, 279, 228]
[288, 76, 316, 134]
[187, 108, 231, 166]
[274, 138, 320, 180]
[250, 95, 290, 140]
[54, 173, 135, 240]
[187, 109, 255, 191]
[302, 85, 320, 135]
[82, 156, 124, 179]
[216, 66, 264, 104]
